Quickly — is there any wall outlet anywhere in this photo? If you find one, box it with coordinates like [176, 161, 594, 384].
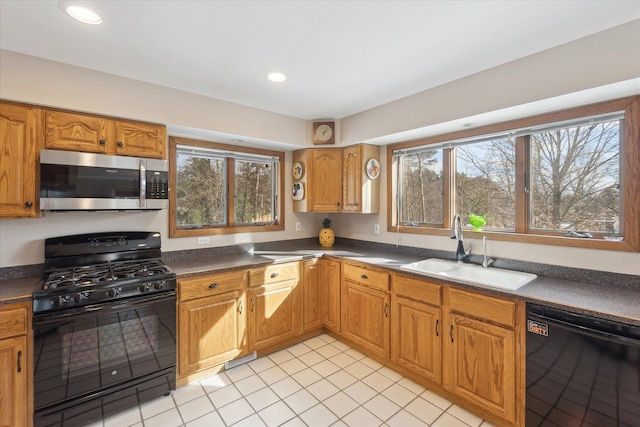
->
[374, 224, 380, 234]
[197, 236, 210, 245]
[295, 222, 301, 232]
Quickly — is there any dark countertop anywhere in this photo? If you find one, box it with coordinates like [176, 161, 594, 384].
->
[2, 242, 638, 326]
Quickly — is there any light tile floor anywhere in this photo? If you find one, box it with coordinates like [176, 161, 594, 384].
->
[89, 334, 496, 427]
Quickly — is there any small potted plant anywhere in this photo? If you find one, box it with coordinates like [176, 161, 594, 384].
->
[469, 213, 487, 232]
[319, 217, 335, 247]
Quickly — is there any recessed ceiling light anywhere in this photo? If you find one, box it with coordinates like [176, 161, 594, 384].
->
[267, 72, 287, 83]
[65, 5, 102, 25]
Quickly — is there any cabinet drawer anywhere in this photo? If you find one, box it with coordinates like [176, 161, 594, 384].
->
[250, 262, 300, 287]
[392, 274, 441, 306]
[179, 269, 246, 302]
[0, 302, 29, 339]
[343, 262, 389, 291]
[448, 288, 516, 327]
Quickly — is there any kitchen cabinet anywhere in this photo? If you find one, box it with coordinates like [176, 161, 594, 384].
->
[45, 109, 166, 159]
[341, 261, 390, 358]
[320, 258, 341, 332]
[444, 287, 524, 426]
[0, 301, 32, 427]
[248, 262, 303, 350]
[177, 269, 247, 379]
[292, 144, 379, 213]
[0, 101, 41, 218]
[391, 273, 442, 384]
[302, 259, 323, 331]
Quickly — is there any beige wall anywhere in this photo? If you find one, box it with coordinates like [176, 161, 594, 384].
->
[1, 21, 639, 274]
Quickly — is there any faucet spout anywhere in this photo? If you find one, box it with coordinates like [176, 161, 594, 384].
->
[452, 215, 470, 262]
[482, 236, 495, 268]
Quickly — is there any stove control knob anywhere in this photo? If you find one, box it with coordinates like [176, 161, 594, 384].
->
[56, 295, 71, 307]
[74, 292, 89, 303]
[108, 287, 122, 298]
[139, 283, 152, 292]
[154, 281, 166, 290]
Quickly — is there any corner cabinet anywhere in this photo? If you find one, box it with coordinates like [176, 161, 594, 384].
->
[292, 144, 379, 213]
[248, 262, 303, 350]
[320, 258, 341, 333]
[443, 287, 525, 427]
[0, 301, 32, 427]
[177, 269, 248, 380]
[45, 109, 166, 159]
[0, 101, 41, 218]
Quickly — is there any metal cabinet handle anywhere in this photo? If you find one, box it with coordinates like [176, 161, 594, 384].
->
[99, 139, 106, 145]
[270, 272, 278, 278]
[435, 319, 439, 337]
[238, 300, 242, 314]
[24, 201, 33, 208]
[450, 325, 454, 343]
[117, 141, 124, 147]
[384, 302, 389, 317]
[250, 298, 254, 311]
[209, 283, 219, 289]
[17, 351, 22, 373]
[361, 274, 368, 280]
[337, 202, 341, 206]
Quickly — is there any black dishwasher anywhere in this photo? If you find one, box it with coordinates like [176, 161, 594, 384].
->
[526, 304, 640, 427]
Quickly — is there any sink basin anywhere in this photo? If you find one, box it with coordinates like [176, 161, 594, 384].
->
[400, 258, 537, 291]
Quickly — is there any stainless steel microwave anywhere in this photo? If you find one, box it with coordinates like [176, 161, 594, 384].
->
[40, 149, 169, 211]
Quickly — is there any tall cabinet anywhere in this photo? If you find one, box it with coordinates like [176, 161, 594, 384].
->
[292, 144, 379, 213]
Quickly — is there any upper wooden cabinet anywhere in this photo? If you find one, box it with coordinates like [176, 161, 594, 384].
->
[293, 144, 379, 213]
[45, 109, 166, 159]
[0, 101, 41, 218]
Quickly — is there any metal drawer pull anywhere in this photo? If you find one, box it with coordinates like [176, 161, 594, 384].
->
[271, 272, 279, 278]
[450, 325, 454, 343]
[435, 319, 439, 337]
[361, 274, 368, 279]
[238, 300, 242, 314]
[209, 283, 219, 289]
[384, 302, 389, 317]
[251, 298, 254, 311]
[17, 350, 22, 373]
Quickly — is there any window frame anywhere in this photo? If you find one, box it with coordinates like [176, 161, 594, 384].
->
[386, 96, 640, 252]
[169, 136, 285, 237]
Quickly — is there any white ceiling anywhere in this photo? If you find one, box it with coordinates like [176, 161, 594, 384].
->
[1, 1, 639, 122]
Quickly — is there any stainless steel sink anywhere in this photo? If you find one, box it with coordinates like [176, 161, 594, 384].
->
[400, 258, 537, 291]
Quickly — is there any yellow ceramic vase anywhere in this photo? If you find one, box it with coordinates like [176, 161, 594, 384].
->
[319, 228, 335, 247]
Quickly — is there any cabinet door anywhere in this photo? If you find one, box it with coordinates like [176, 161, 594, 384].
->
[0, 335, 28, 427]
[391, 296, 441, 383]
[114, 120, 166, 159]
[45, 109, 112, 153]
[342, 145, 362, 212]
[0, 102, 40, 217]
[320, 259, 341, 332]
[342, 280, 390, 358]
[178, 290, 246, 377]
[446, 313, 516, 424]
[249, 279, 302, 350]
[308, 149, 343, 212]
[303, 259, 322, 331]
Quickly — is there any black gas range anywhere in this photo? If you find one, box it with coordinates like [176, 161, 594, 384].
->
[33, 231, 177, 427]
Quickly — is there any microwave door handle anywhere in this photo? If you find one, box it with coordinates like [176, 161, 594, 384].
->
[140, 160, 146, 208]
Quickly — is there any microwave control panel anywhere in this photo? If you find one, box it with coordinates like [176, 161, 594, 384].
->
[146, 171, 169, 199]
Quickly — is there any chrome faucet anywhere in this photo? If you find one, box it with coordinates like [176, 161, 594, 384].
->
[482, 236, 495, 268]
[451, 215, 471, 262]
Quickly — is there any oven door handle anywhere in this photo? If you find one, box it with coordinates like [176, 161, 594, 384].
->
[34, 291, 176, 325]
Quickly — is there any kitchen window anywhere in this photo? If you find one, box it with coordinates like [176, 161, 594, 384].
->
[169, 137, 284, 237]
[388, 96, 640, 251]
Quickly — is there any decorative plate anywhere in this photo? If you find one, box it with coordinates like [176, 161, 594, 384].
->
[292, 182, 304, 200]
[366, 158, 381, 179]
[292, 162, 303, 180]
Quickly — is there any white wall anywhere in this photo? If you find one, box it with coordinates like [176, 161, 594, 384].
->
[1, 20, 640, 275]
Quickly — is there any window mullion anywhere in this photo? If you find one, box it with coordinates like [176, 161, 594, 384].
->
[515, 135, 528, 233]
[227, 158, 236, 228]
[444, 148, 454, 229]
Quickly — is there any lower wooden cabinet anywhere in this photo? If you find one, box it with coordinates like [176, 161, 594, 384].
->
[341, 262, 390, 359]
[0, 301, 31, 427]
[320, 258, 341, 332]
[177, 270, 247, 378]
[302, 259, 323, 331]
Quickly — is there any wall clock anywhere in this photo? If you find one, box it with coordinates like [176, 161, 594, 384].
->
[312, 121, 335, 145]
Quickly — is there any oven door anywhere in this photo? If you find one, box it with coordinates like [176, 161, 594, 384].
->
[33, 292, 176, 426]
